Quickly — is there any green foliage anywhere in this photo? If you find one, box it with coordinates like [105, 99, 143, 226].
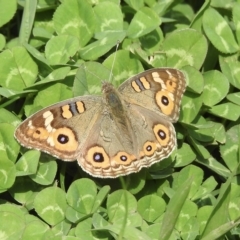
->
[0, 0, 240, 239]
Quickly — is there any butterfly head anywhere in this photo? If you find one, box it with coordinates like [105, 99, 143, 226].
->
[101, 81, 115, 94]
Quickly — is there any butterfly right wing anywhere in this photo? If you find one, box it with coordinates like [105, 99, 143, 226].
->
[118, 68, 186, 123]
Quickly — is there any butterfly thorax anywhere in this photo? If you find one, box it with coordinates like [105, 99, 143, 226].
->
[102, 82, 126, 121]
[102, 82, 124, 110]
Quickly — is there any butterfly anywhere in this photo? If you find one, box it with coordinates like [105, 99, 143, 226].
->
[15, 68, 186, 178]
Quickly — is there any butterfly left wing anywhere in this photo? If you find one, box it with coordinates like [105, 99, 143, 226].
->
[15, 95, 103, 161]
[118, 68, 186, 122]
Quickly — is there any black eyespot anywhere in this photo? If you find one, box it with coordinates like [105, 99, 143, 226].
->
[146, 145, 152, 152]
[93, 152, 104, 162]
[57, 134, 69, 144]
[161, 96, 169, 106]
[158, 130, 166, 140]
[120, 155, 128, 161]
[35, 129, 41, 135]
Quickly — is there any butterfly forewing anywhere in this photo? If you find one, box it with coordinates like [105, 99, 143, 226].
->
[15, 96, 103, 160]
[118, 68, 186, 122]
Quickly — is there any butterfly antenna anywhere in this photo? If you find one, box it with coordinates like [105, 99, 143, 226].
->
[109, 40, 120, 83]
[79, 63, 102, 81]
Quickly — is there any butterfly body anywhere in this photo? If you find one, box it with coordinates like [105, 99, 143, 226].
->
[15, 68, 186, 178]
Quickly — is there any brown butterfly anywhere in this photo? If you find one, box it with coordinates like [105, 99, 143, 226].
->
[15, 68, 186, 178]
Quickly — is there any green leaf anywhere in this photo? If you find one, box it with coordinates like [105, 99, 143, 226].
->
[197, 206, 213, 234]
[137, 195, 166, 222]
[0, 158, 16, 192]
[9, 176, 42, 210]
[45, 36, 79, 65]
[229, 197, 240, 221]
[174, 143, 196, 167]
[203, 7, 238, 54]
[92, 212, 109, 228]
[127, 7, 161, 38]
[202, 221, 239, 240]
[75, 217, 94, 239]
[0, 87, 25, 98]
[107, 189, 137, 223]
[26, 67, 71, 89]
[162, 29, 208, 69]
[145, 223, 163, 240]
[23, 42, 50, 66]
[107, 224, 152, 240]
[92, 185, 111, 212]
[147, 0, 173, 16]
[232, 2, 240, 44]
[210, 0, 234, 8]
[79, 31, 126, 60]
[94, 1, 123, 32]
[21, 215, 53, 239]
[227, 92, 240, 106]
[175, 200, 198, 232]
[201, 177, 232, 238]
[19, 0, 37, 44]
[0, 204, 26, 239]
[66, 178, 97, 214]
[124, 170, 146, 195]
[53, 0, 95, 47]
[219, 54, 240, 89]
[180, 92, 202, 123]
[192, 176, 218, 201]
[124, 0, 144, 10]
[0, 0, 17, 28]
[0, 33, 6, 50]
[103, 50, 144, 84]
[189, 137, 210, 159]
[22, 215, 50, 239]
[0, 47, 38, 90]
[220, 124, 239, 172]
[0, 123, 20, 162]
[34, 186, 67, 226]
[73, 62, 111, 96]
[160, 177, 192, 240]
[202, 70, 229, 107]
[208, 103, 240, 121]
[93, 213, 151, 240]
[75, 216, 110, 239]
[139, 28, 163, 54]
[30, 157, 57, 185]
[174, 165, 203, 199]
[180, 216, 199, 240]
[51, 219, 72, 237]
[182, 65, 204, 94]
[211, 122, 225, 144]
[0, 108, 20, 125]
[188, 120, 225, 144]
[190, 0, 211, 31]
[27, 83, 72, 116]
[33, 27, 53, 39]
[65, 206, 86, 223]
[15, 150, 40, 176]
[197, 155, 231, 179]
